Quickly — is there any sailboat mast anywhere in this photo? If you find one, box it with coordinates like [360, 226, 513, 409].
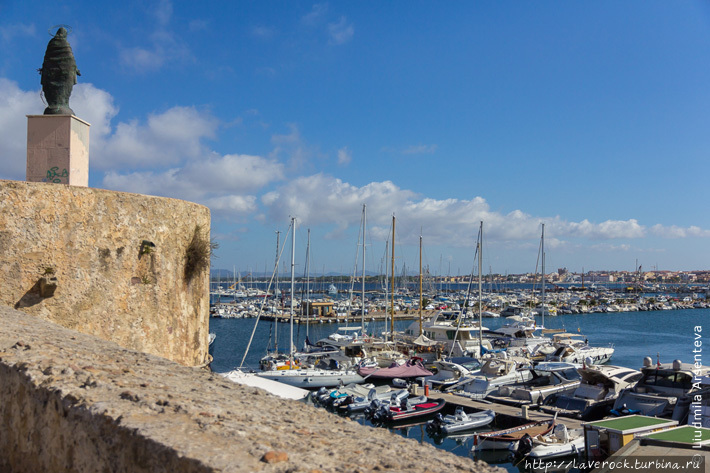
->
[274, 230, 280, 353]
[306, 228, 311, 338]
[390, 215, 395, 342]
[419, 232, 423, 336]
[289, 217, 296, 366]
[478, 221, 483, 357]
[361, 204, 366, 332]
[541, 223, 545, 329]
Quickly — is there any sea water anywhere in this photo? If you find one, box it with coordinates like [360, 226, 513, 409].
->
[209, 308, 709, 472]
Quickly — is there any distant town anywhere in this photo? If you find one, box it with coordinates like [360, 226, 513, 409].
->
[212, 268, 710, 285]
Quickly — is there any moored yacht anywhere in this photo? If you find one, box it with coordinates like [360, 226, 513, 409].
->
[612, 357, 710, 419]
[545, 333, 614, 365]
[403, 310, 492, 357]
[540, 363, 642, 420]
[446, 355, 534, 400]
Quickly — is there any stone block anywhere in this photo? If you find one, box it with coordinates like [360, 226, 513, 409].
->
[26, 115, 90, 187]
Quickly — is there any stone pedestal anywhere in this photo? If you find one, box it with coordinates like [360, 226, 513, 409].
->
[26, 115, 90, 186]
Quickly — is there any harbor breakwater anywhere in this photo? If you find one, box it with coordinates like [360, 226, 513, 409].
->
[0, 305, 503, 473]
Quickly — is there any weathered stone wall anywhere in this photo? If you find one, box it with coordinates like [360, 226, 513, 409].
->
[0, 180, 211, 366]
[0, 306, 502, 473]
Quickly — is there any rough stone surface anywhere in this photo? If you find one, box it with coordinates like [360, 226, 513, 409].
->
[0, 306, 503, 473]
[0, 180, 211, 366]
[26, 115, 89, 186]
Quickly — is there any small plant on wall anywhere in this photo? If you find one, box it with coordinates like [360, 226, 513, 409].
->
[184, 224, 218, 283]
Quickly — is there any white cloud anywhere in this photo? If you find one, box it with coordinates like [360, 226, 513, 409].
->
[270, 123, 317, 169]
[102, 152, 282, 220]
[328, 16, 354, 45]
[562, 218, 646, 239]
[251, 25, 276, 39]
[402, 144, 438, 155]
[650, 224, 710, 238]
[118, 0, 192, 73]
[153, 0, 173, 27]
[71, 82, 119, 143]
[261, 174, 417, 235]
[202, 195, 258, 217]
[96, 106, 217, 170]
[302, 3, 329, 26]
[0, 78, 41, 180]
[258, 173, 710, 251]
[337, 146, 351, 165]
[0, 23, 35, 43]
[183, 153, 284, 193]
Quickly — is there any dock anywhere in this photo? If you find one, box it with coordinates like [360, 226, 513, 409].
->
[433, 391, 585, 430]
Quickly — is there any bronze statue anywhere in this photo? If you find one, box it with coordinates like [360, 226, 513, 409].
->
[39, 27, 80, 115]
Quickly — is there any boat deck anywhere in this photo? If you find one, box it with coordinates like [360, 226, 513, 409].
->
[435, 391, 586, 430]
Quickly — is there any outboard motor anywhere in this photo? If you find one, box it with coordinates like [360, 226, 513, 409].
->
[516, 433, 533, 458]
[365, 398, 381, 418]
[426, 413, 444, 434]
[391, 389, 408, 407]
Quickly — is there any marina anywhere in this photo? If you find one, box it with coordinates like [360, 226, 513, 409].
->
[210, 299, 709, 472]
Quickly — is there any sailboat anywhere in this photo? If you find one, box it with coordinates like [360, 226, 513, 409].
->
[313, 205, 395, 367]
[403, 222, 491, 358]
[257, 217, 365, 388]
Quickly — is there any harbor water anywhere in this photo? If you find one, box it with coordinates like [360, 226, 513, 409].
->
[209, 308, 708, 472]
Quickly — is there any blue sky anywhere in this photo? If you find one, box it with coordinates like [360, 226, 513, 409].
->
[2, 1, 710, 276]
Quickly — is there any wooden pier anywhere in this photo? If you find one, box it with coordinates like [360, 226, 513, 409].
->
[433, 391, 585, 430]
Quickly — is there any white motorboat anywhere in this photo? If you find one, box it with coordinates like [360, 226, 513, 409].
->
[540, 363, 642, 420]
[423, 359, 478, 390]
[403, 310, 492, 357]
[342, 387, 404, 413]
[518, 423, 585, 459]
[486, 362, 581, 406]
[313, 382, 382, 407]
[426, 407, 495, 435]
[545, 333, 614, 365]
[613, 357, 710, 418]
[447, 355, 534, 400]
[488, 315, 550, 349]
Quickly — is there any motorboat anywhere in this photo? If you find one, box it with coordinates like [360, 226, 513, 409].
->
[369, 396, 446, 423]
[357, 357, 433, 380]
[446, 355, 534, 400]
[545, 333, 614, 365]
[402, 310, 492, 357]
[540, 363, 642, 420]
[426, 407, 495, 435]
[313, 382, 383, 407]
[341, 387, 404, 413]
[423, 359, 478, 390]
[364, 390, 425, 418]
[485, 362, 581, 406]
[472, 419, 555, 451]
[612, 357, 710, 419]
[516, 423, 585, 459]
[488, 315, 550, 349]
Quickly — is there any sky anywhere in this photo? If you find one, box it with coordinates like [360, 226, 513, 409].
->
[2, 1, 710, 277]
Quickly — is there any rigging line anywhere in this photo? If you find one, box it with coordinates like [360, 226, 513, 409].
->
[449, 224, 481, 359]
[239, 221, 292, 369]
[532, 231, 543, 299]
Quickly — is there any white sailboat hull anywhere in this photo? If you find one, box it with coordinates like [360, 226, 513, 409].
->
[257, 368, 365, 388]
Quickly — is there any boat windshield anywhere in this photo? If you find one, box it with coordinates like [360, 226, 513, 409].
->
[640, 371, 693, 391]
